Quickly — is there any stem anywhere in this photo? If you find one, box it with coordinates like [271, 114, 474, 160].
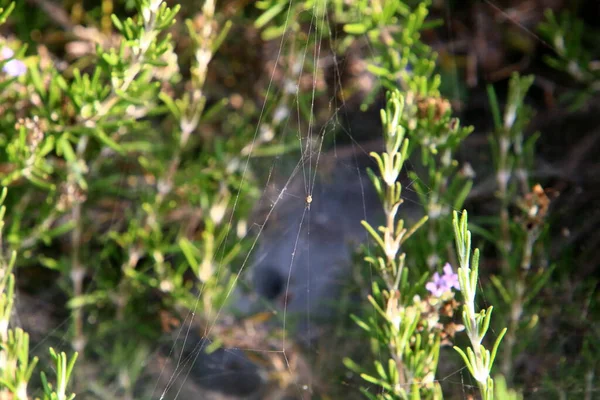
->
[584, 368, 594, 400]
[520, 231, 536, 271]
[502, 280, 524, 382]
[497, 133, 512, 274]
[513, 132, 529, 195]
[502, 226, 535, 380]
[70, 200, 85, 355]
[69, 134, 90, 356]
[116, 247, 142, 321]
[426, 191, 439, 270]
[66, 1, 163, 352]
[379, 110, 414, 397]
[67, 2, 171, 354]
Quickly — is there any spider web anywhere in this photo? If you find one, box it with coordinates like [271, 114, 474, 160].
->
[154, 1, 487, 398]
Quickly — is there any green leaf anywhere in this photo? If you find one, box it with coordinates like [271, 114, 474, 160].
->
[255, 1, 286, 29]
[524, 263, 557, 305]
[350, 314, 371, 333]
[487, 84, 502, 131]
[115, 88, 150, 105]
[38, 256, 61, 271]
[67, 291, 109, 308]
[402, 215, 428, 245]
[374, 359, 388, 381]
[454, 179, 473, 211]
[212, 20, 232, 53]
[343, 357, 364, 374]
[202, 97, 229, 123]
[179, 237, 200, 271]
[344, 23, 369, 35]
[261, 25, 287, 41]
[101, 52, 119, 66]
[57, 136, 77, 163]
[95, 129, 124, 154]
[26, 172, 55, 191]
[0, 2, 15, 24]
[366, 63, 391, 78]
[489, 327, 507, 368]
[28, 63, 47, 99]
[490, 275, 511, 304]
[360, 220, 385, 250]
[41, 220, 76, 242]
[111, 13, 124, 32]
[360, 372, 385, 387]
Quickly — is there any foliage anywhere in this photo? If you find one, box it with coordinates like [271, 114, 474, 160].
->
[342, 1, 557, 399]
[452, 210, 507, 400]
[339, 1, 480, 399]
[344, 90, 441, 400]
[538, 9, 600, 109]
[0, 0, 595, 398]
[484, 72, 555, 384]
[1, 185, 78, 399]
[0, 0, 260, 396]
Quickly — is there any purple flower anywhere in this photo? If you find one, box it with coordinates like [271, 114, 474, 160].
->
[442, 263, 460, 290]
[1, 47, 27, 77]
[426, 263, 460, 297]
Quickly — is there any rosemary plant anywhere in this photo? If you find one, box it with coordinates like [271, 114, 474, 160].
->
[344, 88, 439, 400]
[341, 2, 499, 399]
[340, 0, 474, 271]
[487, 73, 554, 383]
[0, 4, 77, 398]
[538, 9, 600, 109]
[343, 89, 475, 399]
[0, 0, 259, 395]
[452, 209, 506, 400]
[0, 186, 78, 399]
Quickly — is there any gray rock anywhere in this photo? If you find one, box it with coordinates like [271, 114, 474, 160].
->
[246, 149, 384, 340]
[147, 337, 265, 400]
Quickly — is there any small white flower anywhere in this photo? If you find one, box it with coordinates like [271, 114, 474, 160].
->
[284, 79, 297, 94]
[1, 47, 27, 77]
[1, 47, 13, 59]
[209, 202, 227, 225]
[272, 105, 289, 125]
